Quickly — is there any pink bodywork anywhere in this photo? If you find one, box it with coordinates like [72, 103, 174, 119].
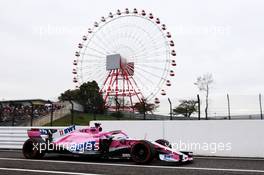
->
[26, 125, 193, 162]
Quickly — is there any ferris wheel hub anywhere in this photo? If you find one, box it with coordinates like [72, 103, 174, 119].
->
[106, 54, 127, 70]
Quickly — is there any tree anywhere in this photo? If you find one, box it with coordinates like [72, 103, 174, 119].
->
[58, 81, 105, 113]
[194, 73, 213, 119]
[173, 100, 198, 118]
[78, 81, 105, 113]
[134, 99, 158, 115]
[58, 89, 79, 101]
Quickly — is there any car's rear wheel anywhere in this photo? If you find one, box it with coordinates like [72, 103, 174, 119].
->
[130, 140, 155, 164]
[22, 138, 46, 159]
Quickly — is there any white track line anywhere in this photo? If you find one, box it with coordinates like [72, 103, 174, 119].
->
[1, 150, 264, 161]
[195, 156, 264, 161]
[0, 157, 264, 173]
[0, 149, 21, 152]
[0, 167, 98, 175]
[2, 150, 264, 161]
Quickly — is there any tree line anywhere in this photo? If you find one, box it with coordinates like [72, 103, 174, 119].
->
[58, 81, 158, 115]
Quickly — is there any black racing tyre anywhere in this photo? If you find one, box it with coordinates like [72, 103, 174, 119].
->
[130, 140, 156, 164]
[22, 138, 46, 159]
[155, 139, 172, 148]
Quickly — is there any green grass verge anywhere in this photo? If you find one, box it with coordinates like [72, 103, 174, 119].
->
[44, 112, 135, 126]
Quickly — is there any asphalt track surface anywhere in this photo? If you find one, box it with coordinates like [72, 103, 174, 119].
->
[1, 150, 264, 175]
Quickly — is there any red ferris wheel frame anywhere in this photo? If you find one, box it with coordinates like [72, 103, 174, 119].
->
[73, 8, 177, 111]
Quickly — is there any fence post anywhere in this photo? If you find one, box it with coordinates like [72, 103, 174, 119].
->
[93, 106, 96, 121]
[12, 112, 15, 126]
[69, 100, 74, 125]
[197, 94, 200, 120]
[259, 94, 263, 120]
[29, 101, 34, 126]
[142, 99, 146, 120]
[9, 101, 15, 126]
[227, 94, 231, 120]
[168, 98, 172, 120]
[48, 100, 54, 126]
[0, 102, 2, 121]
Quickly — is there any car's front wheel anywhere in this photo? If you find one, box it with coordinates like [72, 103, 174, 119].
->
[130, 140, 155, 164]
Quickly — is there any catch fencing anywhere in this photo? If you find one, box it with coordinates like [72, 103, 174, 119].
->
[167, 94, 264, 120]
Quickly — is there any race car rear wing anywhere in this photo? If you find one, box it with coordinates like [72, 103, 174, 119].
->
[27, 125, 76, 141]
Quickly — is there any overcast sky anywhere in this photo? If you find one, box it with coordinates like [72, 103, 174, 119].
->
[0, 0, 263, 115]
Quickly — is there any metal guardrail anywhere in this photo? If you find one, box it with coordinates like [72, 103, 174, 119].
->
[0, 126, 69, 149]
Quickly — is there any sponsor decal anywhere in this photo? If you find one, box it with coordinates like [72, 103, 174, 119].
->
[59, 125, 76, 136]
[40, 129, 49, 135]
[164, 154, 173, 159]
[159, 154, 177, 162]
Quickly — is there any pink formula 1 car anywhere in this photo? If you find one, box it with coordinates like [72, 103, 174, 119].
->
[22, 123, 193, 164]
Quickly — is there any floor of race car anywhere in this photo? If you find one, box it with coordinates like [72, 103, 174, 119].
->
[0, 150, 264, 175]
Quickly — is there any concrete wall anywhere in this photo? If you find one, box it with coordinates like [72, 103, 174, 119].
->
[31, 106, 71, 126]
[90, 120, 264, 158]
[26, 101, 84, 126]
[1, 120, 263, 158]
[21, 102, 72, 126]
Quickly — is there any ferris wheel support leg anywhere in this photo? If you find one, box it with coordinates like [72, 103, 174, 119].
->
[115, 69, 119, 111]
[120, 64, 133, 111]
[126, 70, 145, 102]
[122, 69, 134, 111]
[104, 70, 115, 103]
[122, 68, 144, 105]
[124, 67, 145, 101]
[122, 71, 125, 111]
[127, 75, 134, 110]
[107, 69, 120, 110]
[100, 71, 112, 94]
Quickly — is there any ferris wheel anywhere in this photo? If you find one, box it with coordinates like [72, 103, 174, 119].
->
[73, 8, 176, 110]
